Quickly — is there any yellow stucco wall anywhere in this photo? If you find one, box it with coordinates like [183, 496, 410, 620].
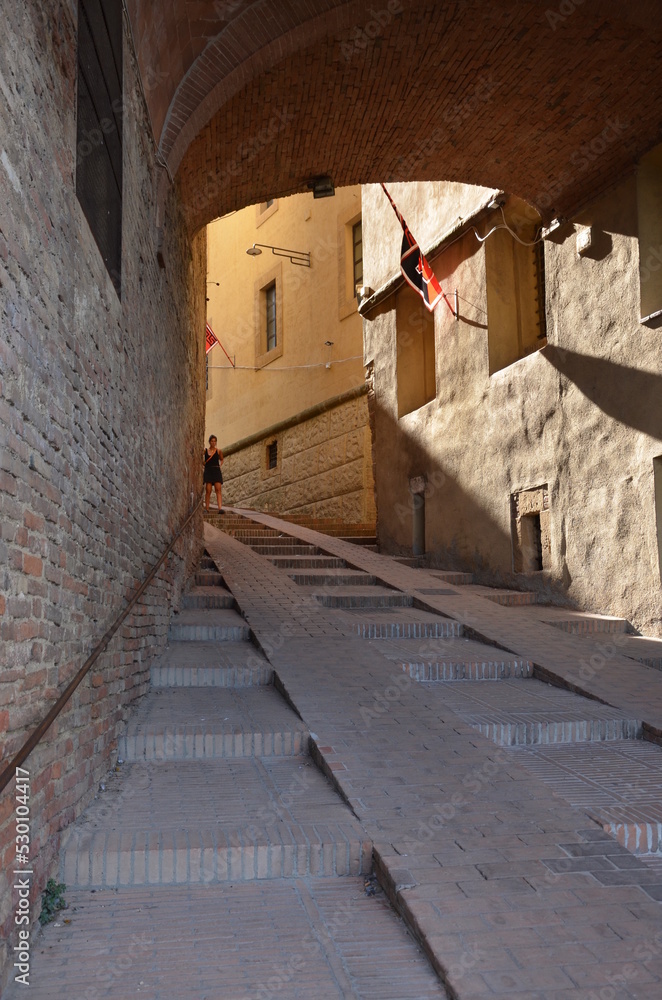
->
[205, 187, 375, 523]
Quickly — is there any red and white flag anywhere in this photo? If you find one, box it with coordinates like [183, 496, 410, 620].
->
[381, 183, 453, 314]
[205, 322, 219, 354]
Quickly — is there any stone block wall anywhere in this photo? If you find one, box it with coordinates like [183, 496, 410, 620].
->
[222, 393, 376, 524]
[0, 2, 205, 988]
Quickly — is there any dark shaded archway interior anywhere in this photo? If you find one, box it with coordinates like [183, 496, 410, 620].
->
[125, 0, 662, 233]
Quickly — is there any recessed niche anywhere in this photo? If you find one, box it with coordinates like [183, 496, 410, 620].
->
[511, 485, 550, 573]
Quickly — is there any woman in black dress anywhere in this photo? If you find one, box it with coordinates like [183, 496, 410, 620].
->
[203, 435, 224, 511]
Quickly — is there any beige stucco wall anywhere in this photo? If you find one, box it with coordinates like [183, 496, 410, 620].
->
[222, 392, 376, 524]
[363, 177, 662, 636]
[204, 186, 376, 521]
[205, 187, 365, 446]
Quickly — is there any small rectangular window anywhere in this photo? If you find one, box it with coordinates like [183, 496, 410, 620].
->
[353, 219, 363, 295]
[266, 283, 277, 351]
[486, 221, 546, 374]
[76, 0, 123, 296]
[267, 441, 278, 469]
[396, 284, 436, 417]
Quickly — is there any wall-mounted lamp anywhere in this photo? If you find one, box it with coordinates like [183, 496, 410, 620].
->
[307, 175, 335, 199]
[246, 243, 311, 267]
[206, 280, 220, 285]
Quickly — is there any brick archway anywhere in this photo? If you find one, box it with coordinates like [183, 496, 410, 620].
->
[127, 0, 662, 230]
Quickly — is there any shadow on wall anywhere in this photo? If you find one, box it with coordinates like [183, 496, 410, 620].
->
[543, 345, 662, 441]
[372, 399, 572, 602]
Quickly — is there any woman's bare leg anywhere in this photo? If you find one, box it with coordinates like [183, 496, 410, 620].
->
[214, 482, 222, 510]
[205, 482, 212, 510]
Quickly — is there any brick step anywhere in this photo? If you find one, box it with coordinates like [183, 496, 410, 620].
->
[466, 586, 538, 606]
[288, 571, 376, 586]
[207, 520, 260, 531]
[428, 570, 474, 585]
[435, 676, 643, 747]
[545, 613, 631, 634]
[598, 819, 662, 855]
[620, 635, 662, 671]
[152, 666, 272, 688]
[244, 535, 309, 548]
[314, 590, 413, 609]
[119, 687, 308, 760]
[19, 880, 444, 1000]
[337, 536, 377, 546]
[412, 585, 459, 597]
[375, 636, 532, 680]
[272, 556, 347, 570]
[199, 555, 217, 569]
[181, 586, 235, 609]
[62, 826, 372, 888]
[472, 717, 642, 746]
[224, 524, 282, 540]
[168, 608, 250, 642]
[151, 641, 271, 688]
[279, 516, 375, 528]
[303, 528, 377, 537]
[351, 617, 463, 639]
[60, 757, 372, 887]
[194, 570, 226, 587]
[507, 742, 662, 861]
[399, 658, 534, 682]
[250, 545, 320, 556]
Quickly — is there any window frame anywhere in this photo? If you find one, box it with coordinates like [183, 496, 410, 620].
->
[485, 209, 547, 376]
[265, 282, 277, 352]
[76, 0, 124, 297]
[337, 203, 363, 320]
[255, 198, 278, 228]
[254, 262, 283, 367]
[352, 219, 363, 296]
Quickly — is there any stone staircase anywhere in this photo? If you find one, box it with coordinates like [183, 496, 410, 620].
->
[60, 551, 371, 890]
[213, 514, 662, 886]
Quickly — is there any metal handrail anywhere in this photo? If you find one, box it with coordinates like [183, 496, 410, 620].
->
[0, 500, 202, 794]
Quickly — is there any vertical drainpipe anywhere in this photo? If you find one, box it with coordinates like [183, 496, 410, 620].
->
[409, 476, 426, 557]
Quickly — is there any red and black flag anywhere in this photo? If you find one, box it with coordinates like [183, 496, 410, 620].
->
[205, 322, 219, 354]
[380, 183, 453, 314]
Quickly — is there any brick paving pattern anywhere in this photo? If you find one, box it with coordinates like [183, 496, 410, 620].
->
[10, 509, 662, 1000]
[17, 880, 445, 1000]
[207, 510, 662, 998]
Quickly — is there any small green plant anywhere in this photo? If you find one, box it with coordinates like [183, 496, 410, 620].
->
[39, 879, 67, 925]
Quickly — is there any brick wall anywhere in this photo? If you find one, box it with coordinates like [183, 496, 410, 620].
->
[223, 393, 376, 524]
[164, 1, 662, 234]
[0, 2, 205, 988]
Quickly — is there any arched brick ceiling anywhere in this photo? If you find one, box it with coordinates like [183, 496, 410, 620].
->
[126, 0, 662, 232]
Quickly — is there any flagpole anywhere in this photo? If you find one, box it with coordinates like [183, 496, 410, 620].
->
[380, 183, 456, 316]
